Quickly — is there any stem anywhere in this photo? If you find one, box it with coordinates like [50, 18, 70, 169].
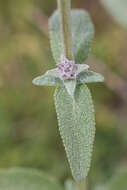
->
[77, 180, 87, 190]
[57, 1, 86, 189]
[57, 0, 73, 60]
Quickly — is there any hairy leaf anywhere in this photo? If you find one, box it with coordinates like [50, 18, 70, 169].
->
[76, 64, 89, 74]
[0, 168, 63, 190]
[64, 79, 76, 97]
[54, 84, 95, 181]
[77, 71, 104, 84]
[32, 69, 63, 86]
[49, 10, 94, 64]
[101, 0, 127, 29]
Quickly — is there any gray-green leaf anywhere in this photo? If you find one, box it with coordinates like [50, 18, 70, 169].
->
[54, 84, 95, 181]
[76, 64, 89, 74]
[64, 79, 76, 98]
[77, 71, 104, 84]
[49, 10, 94, 64]
[0, 168, 63, 190]
[101, 0, 127, 29]
[32, 69, 63, 86]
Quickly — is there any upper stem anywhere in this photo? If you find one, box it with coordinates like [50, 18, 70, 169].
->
[57, 0, 74, 60]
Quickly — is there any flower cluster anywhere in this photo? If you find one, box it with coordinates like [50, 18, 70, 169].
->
[57, 56, 77, 80]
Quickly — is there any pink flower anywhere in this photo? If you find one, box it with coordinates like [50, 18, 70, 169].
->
[57, 56, 77, 80]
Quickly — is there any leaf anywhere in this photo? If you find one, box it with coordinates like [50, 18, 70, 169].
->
[101, 0, 127, 29]
[64, 79, 76, 97]
[54, 84, 95, 181]
[0, 168, 63, 190]
[77, 71, 104, 84]
[76, 64, 89, 75]
[32, 69, 63, 86]
[49, 10, 94, 64]
[32, 68, 104, 88]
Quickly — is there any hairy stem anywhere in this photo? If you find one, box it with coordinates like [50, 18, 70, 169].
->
[57, 0, 73, 60]
[77, 180, 87, 190]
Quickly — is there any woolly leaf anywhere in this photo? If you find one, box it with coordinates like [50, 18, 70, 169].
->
[32, 69, 104, 87]
[76, 64, 89, 75]
[49, 10, 94, 64]
[77, 71, 104, 84]
[0, 168, 63, 190]
[101, 0, 127, 29]
[64, 79, 76, 97]
[32, 69, 63, 86]
[54, 84, 95, 181]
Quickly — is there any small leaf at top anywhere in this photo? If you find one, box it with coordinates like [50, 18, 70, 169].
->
[54, 84, 95, 181]
[49, 10, 94, 64]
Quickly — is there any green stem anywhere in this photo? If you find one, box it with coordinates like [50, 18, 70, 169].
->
[77, 180, 87, 190]
[57, 0, 73, 60]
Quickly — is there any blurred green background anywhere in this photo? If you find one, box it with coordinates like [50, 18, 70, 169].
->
[0, 0, 127, 189]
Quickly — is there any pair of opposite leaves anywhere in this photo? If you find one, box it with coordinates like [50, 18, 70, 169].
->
[33, 10, 104, 181]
